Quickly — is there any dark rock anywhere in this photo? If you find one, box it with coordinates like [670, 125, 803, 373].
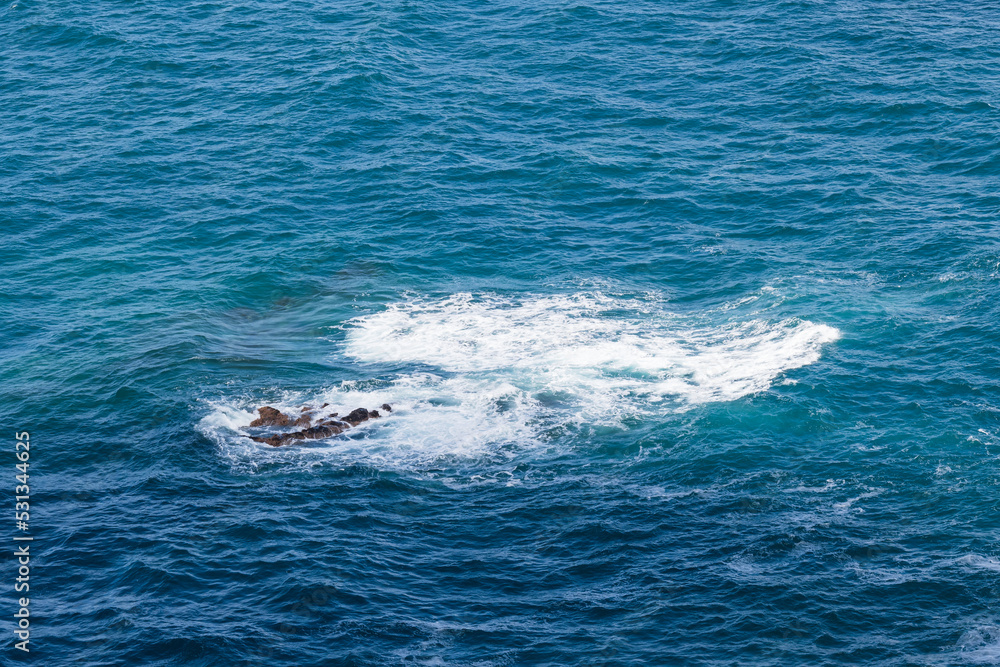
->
[249, 420, 349, 447]
[343, 408, 370, 425]
[289, 404, 340, 428]
[246, 404, 389, 447]
[249, 406, 293, 427]
[381, 403, 392, 412]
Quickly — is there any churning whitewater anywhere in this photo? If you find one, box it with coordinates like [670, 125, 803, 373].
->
[201, 291, 840, 467]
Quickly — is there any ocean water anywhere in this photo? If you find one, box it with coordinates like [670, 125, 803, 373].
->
[3, 0, 1000, 664]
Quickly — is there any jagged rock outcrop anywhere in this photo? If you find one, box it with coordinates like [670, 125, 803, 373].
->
[249, 406, 293, 428]
[244, 403, 390, 447]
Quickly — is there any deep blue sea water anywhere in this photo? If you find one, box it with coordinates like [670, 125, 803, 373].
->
[3, 1, 1000, 664]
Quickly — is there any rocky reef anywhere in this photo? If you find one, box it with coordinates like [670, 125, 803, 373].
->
[244, 403, 391, 447]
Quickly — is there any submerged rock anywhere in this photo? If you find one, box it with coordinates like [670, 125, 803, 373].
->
[245, 404, 390, 447]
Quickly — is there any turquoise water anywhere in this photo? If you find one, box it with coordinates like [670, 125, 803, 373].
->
[3, 0, 1000, 664]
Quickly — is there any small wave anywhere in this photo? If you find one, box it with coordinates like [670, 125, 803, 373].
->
[955, 555, 1000, 572]
[952, 626, 1000, 664]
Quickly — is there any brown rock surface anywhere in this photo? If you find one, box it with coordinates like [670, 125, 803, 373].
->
[249, 406, 293, 427]
[246, 404, 390, 447]
[343, 408, 371, 425]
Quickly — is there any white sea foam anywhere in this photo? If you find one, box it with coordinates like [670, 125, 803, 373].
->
[197, 374, 537, 470]
[955, 555, 1000, 572]
[200, 291, 841, 467]
[951, 626, 1000, 664]
[345, 292, 839, 411]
